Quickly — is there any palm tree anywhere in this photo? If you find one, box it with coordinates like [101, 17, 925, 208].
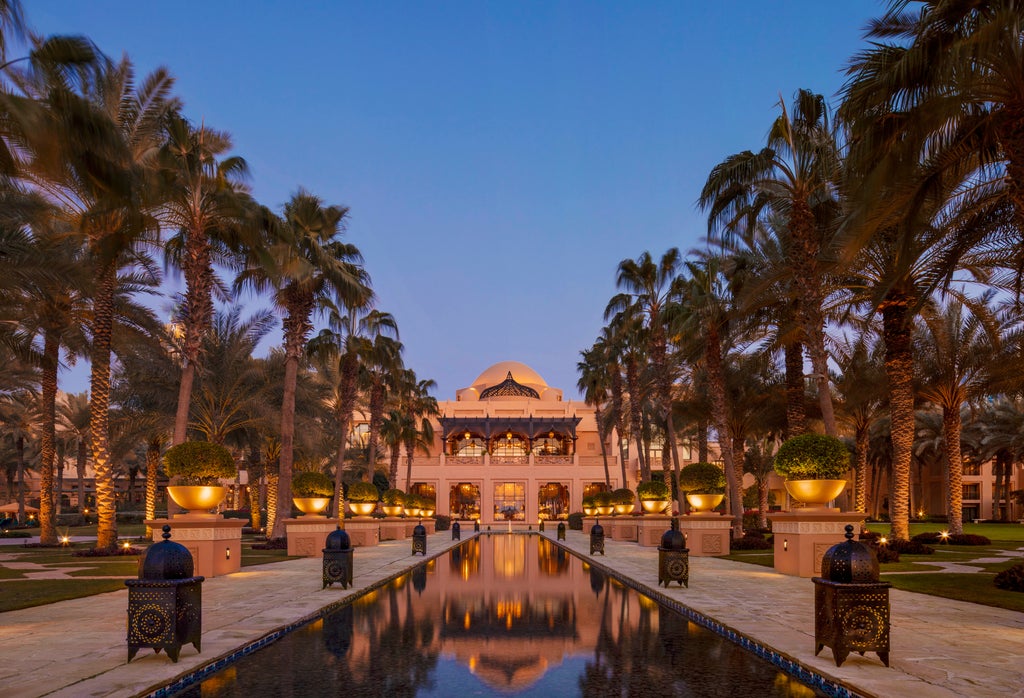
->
[159, 113, 253, 446]
[577, 344, 613, 487]
[57, 391, 89, 515]
[700, 89, 842, 436]
[606, 310, 651, 480]
[842, 1, 1024, 259]
[236, 190, 369, 537]
[360, 334, 403, 478]
[833, 333, 888, 514]
[915, 297, 1000, 534]
[399, 372, 437, 494]
[674, 255, 743, 535]
[0, 390, 35, 520]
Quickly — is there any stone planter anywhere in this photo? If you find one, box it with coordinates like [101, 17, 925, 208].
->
[348, 501, 377, 516]
[640, 500, 670, 515]
[613, 503, 636, 515]
[166, 486, 227, 514]
[784, 479, 847, 508]
[685, 493, 724, 512]
[381, 505, 404, 517]
[293, 497, 330, 516]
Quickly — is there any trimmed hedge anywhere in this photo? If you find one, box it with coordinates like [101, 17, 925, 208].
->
[568, 512, 584, 530]
[292, 471, 334, 497]
[774, 433, 849, 480]
[730, 531, 772, 550]
[637, 480, 669, 500]
[346, 481, 380, 503]
[994, 563, 1024, 592]
[612, 488, 635, 506]
[434, 514, 451, 531]
[912, 531, 992, 546]
[678, 462, 726, 494]
[163, 441, 236, 485]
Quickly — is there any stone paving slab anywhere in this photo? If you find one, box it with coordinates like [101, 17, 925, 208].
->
[1, 530, 1023, 697]
[548, 531, 1024, 698]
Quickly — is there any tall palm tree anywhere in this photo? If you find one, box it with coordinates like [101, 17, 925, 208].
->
[159, 113, 253, 446]
[606, 310, 650, 480]
[392, 368, 438, 493]
[360, 333, 404, 478]
[915, 297, 1000, 534]
[577, 344, 613, 487]
[700, 89, 842, 436]
[57, 391, 89, 515]
[674, 255, 743, 535]
[236, 190, 369, 537]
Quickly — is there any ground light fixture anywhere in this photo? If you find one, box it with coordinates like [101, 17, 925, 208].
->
[939, 531, 950, 543]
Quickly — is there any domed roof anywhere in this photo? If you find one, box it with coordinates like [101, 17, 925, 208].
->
[480, 372, 540, 400]
[471, 361, 547, 390]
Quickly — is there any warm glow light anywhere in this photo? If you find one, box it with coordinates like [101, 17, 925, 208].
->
[464, 431, 470, 440]
[506, 430, 512, 440]
[880, 537, 888, 545]
[60, 536, 70, 544]
[225, 547, 231, 559]
[940, 531, 950, 541]
[783, 538, 788, 551]
[122, 541, 131, 550]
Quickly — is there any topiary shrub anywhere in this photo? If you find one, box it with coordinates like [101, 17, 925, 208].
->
[292, 471, 334, 497]
[382, 488, 406, 506]
[678, 462, 726, 494]
[859, 530, 881, 542]
[730, 532, 772, 550]
[163, 441, 236, 485]
[866, 541, 900, 563]
[612, 488, 635, 506]
[581, 494, 597, 509]
[914, 531, 992, 546]
[346, 481, 380, 503]
[889, 538, 934, 555]
[434, 514, 451, 531]
[773, 433, 850, 480]
[594, 491, 614, 508]
[568, 512, 584, 530]
[637, 480, 670, 500]
[994, 563, 1024, 592]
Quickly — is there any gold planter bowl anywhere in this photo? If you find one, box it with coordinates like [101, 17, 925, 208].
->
[582, 506, 597, 516]
[595, 505, 615, 516]
[784, 479, 847, 507]
[403, 507, 422, 517]
[382, 505, 404, 517]
[685, 493, 724, 512]
[167, 485, 227, 513]
[293, 497, 330, 516]
[640, 499, 670, 515]
[421, 508, 435, 518]
[348, 501, 377, 516]
[613, 503, 635, 515]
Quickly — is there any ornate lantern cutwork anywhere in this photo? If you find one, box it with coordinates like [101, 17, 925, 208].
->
[658, 528, 689, 587]
[125, 525, 204, 663]
[323, 526, 353, 589]
[412, 522, 427, 555]
[589, 521, 605, 555]
[813, 525, 891, 667]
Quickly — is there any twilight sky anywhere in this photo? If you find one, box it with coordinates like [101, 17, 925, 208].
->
[34, 1, 883, 401]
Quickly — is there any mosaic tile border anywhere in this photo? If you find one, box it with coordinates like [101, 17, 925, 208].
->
[552, 538, 865, 698]
[142, 537, 470, 698]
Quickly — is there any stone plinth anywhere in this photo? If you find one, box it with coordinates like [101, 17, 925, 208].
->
[768, 510, 866, 577]
[144, 515, 245, 578]
[609, 517, 639, 542]
[678, 513, 732, 556]
[344, 519, 380, 547]
[636, 516, 674, 547]
[282, 516, 337, 557]
[379, 518, 407, 541]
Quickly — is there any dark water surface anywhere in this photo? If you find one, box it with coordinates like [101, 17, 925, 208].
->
[178, 535, 820, 697]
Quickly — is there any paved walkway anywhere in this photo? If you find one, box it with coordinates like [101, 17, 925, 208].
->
[1, 530, 1022, 697]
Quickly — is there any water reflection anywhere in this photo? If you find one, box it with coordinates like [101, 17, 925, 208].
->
[182, 535, 820, 697]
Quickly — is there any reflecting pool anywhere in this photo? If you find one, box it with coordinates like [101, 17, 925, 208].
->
[178, 535, 821, 697]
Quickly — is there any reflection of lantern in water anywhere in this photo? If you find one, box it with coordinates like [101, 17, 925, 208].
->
[494, 534, 526, 578]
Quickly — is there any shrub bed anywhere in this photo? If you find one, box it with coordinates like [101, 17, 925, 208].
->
[434, 515, 451, 531]
[913, 531, 992, 546]
[730, 532, 772, 550]
[568, 512, 583, 530]
[865, 541, 900, 563]
[994, 563, 1024, 592]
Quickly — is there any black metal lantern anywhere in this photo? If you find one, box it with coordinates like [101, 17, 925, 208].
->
[452, 521, 461, 541]
[813, 525, 891, 667]
[557, 522, 566, 541]
[539, 519, 545, 532]
[125, 525, 204, 663]
[412, 522, 427, 555]
[474, 520, 480, 533]
[658, 528, 689, 587]
[323, 526, 354, 589]
[589, 521, 605, 556]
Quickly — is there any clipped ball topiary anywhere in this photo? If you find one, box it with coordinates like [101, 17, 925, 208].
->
[637, 480, 670, 500]
[292, 471, 334, 498]
[346, 481, 381, 503]
[678, 462, 726, 494]
[163, 442, 236, 485]
[594, 491, 615, 507]
[612, 488, 635, 506]
[382, 488, 406, 506]
[774, 433, 850, 480]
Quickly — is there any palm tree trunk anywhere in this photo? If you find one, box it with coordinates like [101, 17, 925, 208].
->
[76, 440, 86, 516]
[39, 330, 60, 545]
[784, 340, 806, 438]
[942, 405, 964, 535]
[55, 443, 65, 517]
[854, 426, 869, 514]
[388, 443, 401, 489]
[757, 477, 769, 529]
[173, 364, 196, 445]
[625, 359, 648, 480]
[705, 326, 742, 536]
[276, 353, 299, 538]
[697, 420, 708, 462]
[594, 403, 611, 487]
[145, 438, 159, 540]
[91, 269, 118, 550]
[15, 435, 24, 521]
[266, 472, 279, 538]
[882, 299, 913, 541]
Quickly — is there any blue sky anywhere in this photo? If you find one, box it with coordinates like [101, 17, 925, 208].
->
[33, 1, 883, 401]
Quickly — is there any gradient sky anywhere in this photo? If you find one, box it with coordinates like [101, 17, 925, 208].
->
[33, 1, 883, 401]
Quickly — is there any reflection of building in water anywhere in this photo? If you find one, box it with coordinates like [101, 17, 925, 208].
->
[333, 536, 673, 692]
[365, 360, 720, 523]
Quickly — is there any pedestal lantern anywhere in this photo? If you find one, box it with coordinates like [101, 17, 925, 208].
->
[813, 525, 891, 667]
[125, 525, 204, 663]
[451, 521, 461, 541]
[557, 522, 566, 541]
[589, 521, 605, 556]
[658, 528, 689, 587]
[412, 522, 427, 555]
[323, 526, 354, 589]
[474, 520, 480, 533]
